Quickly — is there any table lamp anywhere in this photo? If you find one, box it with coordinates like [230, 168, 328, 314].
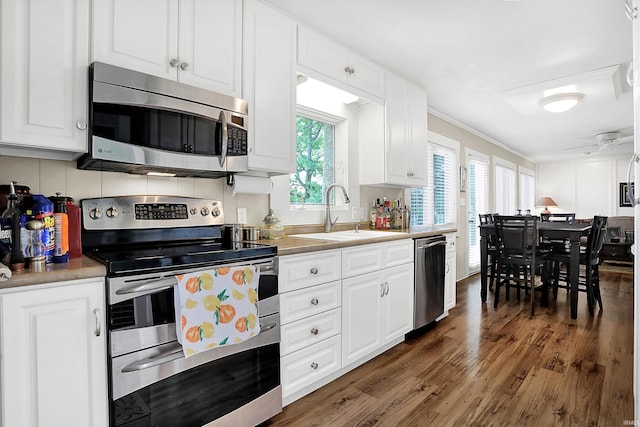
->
[535, 197, 557, 214]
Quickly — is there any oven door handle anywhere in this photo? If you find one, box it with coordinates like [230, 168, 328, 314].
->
[115, 277, 178, 295]
[121, 322, 277, 373]
[121, 342, 184, 372]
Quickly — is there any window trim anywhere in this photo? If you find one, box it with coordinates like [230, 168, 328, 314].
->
[289, 106, 348, 211]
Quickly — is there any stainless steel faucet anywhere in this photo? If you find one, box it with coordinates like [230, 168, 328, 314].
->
[324, 183, 350, 232]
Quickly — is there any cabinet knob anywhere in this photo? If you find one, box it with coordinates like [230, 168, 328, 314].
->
[310, 327, 319, 335]
[76, 120, 87, 130]
[310, 362, 319, 370]
[310, 298, 319, 306]
[310, 267, 318, 275]
[170, 58, 180, 67]
[180, 62, 190, 71]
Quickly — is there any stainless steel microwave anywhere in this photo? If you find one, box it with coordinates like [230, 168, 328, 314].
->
[77, 62, 248, 178]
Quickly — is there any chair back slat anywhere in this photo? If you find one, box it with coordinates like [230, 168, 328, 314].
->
[587, 216, 608, 266]
[540, 213, 576, 224]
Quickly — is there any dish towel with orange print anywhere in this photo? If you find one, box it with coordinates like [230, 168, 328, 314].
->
[174, 265, 260, 358]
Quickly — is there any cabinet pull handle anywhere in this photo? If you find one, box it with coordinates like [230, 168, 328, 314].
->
[384, 281, 389, 295]
[169, 58, 180, 67]
[445, 263, 450, 274]
[311, 362, 319, 369]
[180, 62, 190, 71]
[310, 267, 318, 275]
[93, 308, 101, 337]
[344, 66, 350, 73]
[311, 298, 319, 305]
[380, 283, 385, 297]
[310, 327, 319, 335]
[76, 120, 87, 130]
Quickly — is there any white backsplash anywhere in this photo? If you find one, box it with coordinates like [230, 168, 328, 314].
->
[0, 155, 269, 226]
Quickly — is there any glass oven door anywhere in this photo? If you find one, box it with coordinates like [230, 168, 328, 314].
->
[112, 340, 280, 426]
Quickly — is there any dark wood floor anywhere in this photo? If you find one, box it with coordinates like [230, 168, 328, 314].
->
[267, 268, 634, 426]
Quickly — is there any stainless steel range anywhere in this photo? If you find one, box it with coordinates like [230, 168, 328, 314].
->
[82, 196, 281, 427]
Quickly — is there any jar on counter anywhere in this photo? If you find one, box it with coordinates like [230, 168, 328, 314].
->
[261, 209, 284, 240]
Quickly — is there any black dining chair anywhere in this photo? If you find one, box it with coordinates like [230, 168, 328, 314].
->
[540, 213, 577, 253]
[549, 215, 608, 316]
[493, 215, 551, 316]
[479, 213, 499, 290]
[540, 213, 576, 224]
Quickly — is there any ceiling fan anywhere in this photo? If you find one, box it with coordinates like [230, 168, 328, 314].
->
[562, 130, 634, 155]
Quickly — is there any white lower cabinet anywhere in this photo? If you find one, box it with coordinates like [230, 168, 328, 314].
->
[342, 263, 414, 366]
[281, 335, 342, 398]
[280, 239, 414, 406]
[444, 232, 457, 313]
[0, 278, 108, 427]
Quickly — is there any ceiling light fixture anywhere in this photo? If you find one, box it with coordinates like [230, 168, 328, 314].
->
[540, 92, 584, 113]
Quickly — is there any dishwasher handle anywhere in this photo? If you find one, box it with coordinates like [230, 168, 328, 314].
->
[416, 239, 447, 250]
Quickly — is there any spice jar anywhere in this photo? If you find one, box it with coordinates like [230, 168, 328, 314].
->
[261, 209, 284, 240]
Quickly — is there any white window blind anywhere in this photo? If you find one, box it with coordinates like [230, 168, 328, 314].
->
[467, 157, 489, 271]
[519, 169, 535, 213]
[494, 162, 516, 215]
[410, 142, 456, 226]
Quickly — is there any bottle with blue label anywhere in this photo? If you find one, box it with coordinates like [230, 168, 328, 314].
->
[23, 195, 55, 263]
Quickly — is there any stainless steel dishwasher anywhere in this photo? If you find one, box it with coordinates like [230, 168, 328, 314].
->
[414, 235, 447, 330]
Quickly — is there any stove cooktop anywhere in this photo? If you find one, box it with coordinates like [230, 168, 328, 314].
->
[87, 240, 277, 276]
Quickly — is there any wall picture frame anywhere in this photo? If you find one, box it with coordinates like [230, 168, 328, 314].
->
[620, 182, 634, 207]
[460, 166, 467, 192]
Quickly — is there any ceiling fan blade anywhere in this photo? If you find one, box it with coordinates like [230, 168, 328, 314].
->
[562, 143, 599, 151]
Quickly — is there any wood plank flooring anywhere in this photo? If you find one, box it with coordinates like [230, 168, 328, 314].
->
[266, 269, 634, 426]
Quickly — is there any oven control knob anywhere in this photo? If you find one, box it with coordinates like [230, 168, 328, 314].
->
[189, 207, 197, 215]
[105, 207, 118, 218]
[200, 207, 210, 216]
[211, 207, 221, 217]
[89, 208, 102, 220]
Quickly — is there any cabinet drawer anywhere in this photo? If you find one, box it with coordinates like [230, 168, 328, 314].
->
[280, 281, 341, 324]
[280, 308, 341, 356]
[342, 245, 383, 278]
[383, 239, 414, 267]
[280, 251, 341, 292]
[281, 334, 341, 397]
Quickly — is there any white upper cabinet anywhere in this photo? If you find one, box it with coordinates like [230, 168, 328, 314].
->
[243, 0, 296, 174]
[359, 73, 428, 187]
[297, 26, 385, 99]
[92, 0, 242, 97]
[0, 0, 89, 158]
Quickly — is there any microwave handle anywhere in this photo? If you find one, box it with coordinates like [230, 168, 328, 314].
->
[219, 110, 228, 168]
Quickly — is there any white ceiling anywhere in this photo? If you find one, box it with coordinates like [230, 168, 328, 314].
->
[264, 0, 634, 163]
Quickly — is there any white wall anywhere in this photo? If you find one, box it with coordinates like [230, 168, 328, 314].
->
[0, 155, 270, 226]
[537, 155, 634, 218]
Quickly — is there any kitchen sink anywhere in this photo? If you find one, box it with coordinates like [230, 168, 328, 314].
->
[294, 230, 407, 241]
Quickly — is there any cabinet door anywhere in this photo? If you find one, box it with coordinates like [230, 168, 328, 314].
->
[385, 73, 410, 185]
[405, 83, 428, 186]
[347, 52, 385, 99]
[1, 0, 89, 154]
[177, 0, 241, 97]
[342, 271, 383, 366]
[243, 0, 296, 174]
[297, 26, 349, 85]
[0, 280, 108, 427]
[92, 0, 178, 81]
[381, 264, 414, 343]
[445, 249, 457, 311]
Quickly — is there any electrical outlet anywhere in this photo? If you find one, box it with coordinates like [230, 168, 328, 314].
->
[237, 207, 247, 224]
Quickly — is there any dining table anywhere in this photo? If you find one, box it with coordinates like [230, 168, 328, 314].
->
[479, 221, 592, 319]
